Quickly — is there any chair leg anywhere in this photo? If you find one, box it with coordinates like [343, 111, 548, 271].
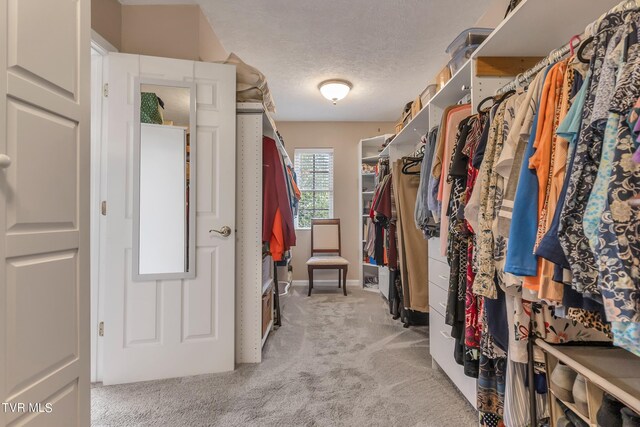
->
[308, 266, 313, 296]
[342, 266, 348, 296]
[338, 269, 341, 288]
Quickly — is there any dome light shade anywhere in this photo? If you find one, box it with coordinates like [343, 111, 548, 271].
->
[319, 79, 352, 105]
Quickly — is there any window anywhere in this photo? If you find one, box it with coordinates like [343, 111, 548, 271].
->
[294, 149, 334, 229]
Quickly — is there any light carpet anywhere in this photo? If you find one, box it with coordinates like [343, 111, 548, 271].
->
[92, 285, 477, 426]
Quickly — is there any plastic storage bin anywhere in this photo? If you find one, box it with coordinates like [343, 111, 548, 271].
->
[446, 27, 493, 58]
[448, 44, 478, 75]
[420, 84, 438, 106]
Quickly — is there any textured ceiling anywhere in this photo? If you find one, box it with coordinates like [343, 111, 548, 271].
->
[200, 0, 492, 121]
[122, 0, 495, 121]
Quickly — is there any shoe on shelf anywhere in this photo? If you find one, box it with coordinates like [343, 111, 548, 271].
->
[558, 401, 588, 427]
[551, 363, 578, 403]
[557, 416, 575, 427]
[573, 374, 588, 417]
[597, 393, 624, 427]
[622, 407, 640, 427]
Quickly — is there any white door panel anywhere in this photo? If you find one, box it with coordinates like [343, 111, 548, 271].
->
[0, 0, 90, 425]
[103, 53, 236, 385]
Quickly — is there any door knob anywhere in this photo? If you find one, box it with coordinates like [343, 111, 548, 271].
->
[210, 226, 232, 237]
[0, 154, 11, 169]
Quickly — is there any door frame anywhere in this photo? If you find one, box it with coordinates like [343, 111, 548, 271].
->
[90, 30, 116, 383]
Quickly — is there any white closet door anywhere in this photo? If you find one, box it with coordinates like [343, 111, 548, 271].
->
[0, 0, 91, 425]
[103, 53, 236, 385]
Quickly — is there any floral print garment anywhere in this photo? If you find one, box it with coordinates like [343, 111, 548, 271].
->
[465, 116, 485, 355]
[559, 12, 627, 295]
[493, 93, 526, 291]
[474, 101, 509, 299]
[516, 301, 612, 344]
[594, 20, 640, 355]
[597, 107, 640, 324]
[611, 322, 640, 356]
[584, 34, 640, 254]
[445, 118, 472, 328]
[478, 302, 507, 427]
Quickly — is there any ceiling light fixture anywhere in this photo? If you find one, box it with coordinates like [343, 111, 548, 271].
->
[318, 79, 352, 105]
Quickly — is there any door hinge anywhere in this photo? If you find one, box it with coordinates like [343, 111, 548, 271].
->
[98, 321, 104, 337]
[103, 83, 109, 98]
[101, 201, 107, 216]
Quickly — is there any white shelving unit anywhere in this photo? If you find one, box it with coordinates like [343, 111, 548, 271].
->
[236, 102, 290, 363]
[381, 0, 622, 159]
[359, 135, 392, 298]
[537, 340, 640, 426]
[375, 0, 625, 409]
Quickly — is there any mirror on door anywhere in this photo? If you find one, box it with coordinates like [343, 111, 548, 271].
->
[133, 79, 196, 280]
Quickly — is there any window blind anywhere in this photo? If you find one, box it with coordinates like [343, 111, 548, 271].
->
[293, 149, 334, 229]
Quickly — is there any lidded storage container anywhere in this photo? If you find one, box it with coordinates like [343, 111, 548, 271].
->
[445, 27, 493, 58]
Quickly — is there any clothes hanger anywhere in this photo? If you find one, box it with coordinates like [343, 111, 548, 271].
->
[577, 36, 594, 63]
[515, 73, 526, 95]
[401, 156, 422, 175]
[477, 96, 495, 114]
[496, 89, 516, 103]
[569, 35, 581, 56]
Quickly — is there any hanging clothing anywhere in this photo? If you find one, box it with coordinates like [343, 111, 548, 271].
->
[438, 104, 472, 256]
[504, 66, 552, 279]
[394, 159, 429, 312]
[559, 12, 628, 295]
[262, 137, 296, 261]
[415, 128, 440, 237]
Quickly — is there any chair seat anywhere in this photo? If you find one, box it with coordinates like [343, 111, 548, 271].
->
[306, 256, 349, 266]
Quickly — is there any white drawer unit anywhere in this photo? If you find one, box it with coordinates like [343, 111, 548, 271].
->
[428, 237, 448, 264]
[428, 258, 450, 291]
[378, 266, 390, 300]
[429, 310, 477, 409]
[428, 281, 449, 317]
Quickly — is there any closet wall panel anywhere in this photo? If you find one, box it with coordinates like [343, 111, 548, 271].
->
[0, 0, 90, 422]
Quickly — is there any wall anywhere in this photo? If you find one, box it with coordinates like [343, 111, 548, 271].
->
[91, 2, 228, 62]
[198, 8, 228, 62]
[92, 0, 122, 50]
[277, 122, 395, 281]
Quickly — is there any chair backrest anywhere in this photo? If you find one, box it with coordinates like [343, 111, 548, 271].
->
[311, 219, 341, 256]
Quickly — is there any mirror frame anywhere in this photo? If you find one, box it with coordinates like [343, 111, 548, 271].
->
[132, 77, 197, 281]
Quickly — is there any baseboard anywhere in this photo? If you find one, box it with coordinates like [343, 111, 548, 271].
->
[292, 279, 360, 287]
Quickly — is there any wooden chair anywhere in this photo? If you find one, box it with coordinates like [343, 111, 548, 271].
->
[306, 219, 349, 296]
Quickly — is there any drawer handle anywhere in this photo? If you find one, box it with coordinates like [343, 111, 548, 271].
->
[439, 330, 454, 341]
[438, 274, 449, 281]
[438, 302, 447, 310]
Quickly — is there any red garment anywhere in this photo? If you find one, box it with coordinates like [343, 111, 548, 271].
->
[263, 137, 296, 260]
[376, 177, 398, 269]
[270, 208, 285, 261]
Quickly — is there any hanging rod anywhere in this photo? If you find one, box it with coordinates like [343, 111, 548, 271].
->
[496, 0, 640, 95]
[496, 45, 570, 95]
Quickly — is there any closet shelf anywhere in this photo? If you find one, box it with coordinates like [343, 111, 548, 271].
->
[548, 390, 591, 425]
[381, 103, 431, 156]
[429, 58, 472, 108]
[363, 263, 379, 268]
[380, 59, 471, 159]
[471, 0, 622, 58]
[261, 320, 273, 348]
[379, 0, 623, 161]
[536, 339, 640, 414]
[362, 155, 380, 163]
